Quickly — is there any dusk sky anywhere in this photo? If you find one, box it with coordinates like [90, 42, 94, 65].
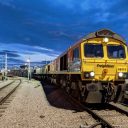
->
[0, 0, 128, 68]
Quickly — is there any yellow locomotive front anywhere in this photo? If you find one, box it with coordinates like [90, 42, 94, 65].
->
[80, 29, 128, 103]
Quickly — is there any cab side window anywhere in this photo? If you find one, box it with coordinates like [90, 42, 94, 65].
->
[73, 47, 79, 61]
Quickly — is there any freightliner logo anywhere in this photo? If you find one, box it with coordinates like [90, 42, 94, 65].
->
[97, 64, 114, 68]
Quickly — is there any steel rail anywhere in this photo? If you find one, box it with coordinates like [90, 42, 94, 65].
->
[0, 79, 21, 105]
[108, 103, 128, 116]
[0, 80, 15, 91]
[64, 92, 114, 128]
[79, 105, 114, 128]
[120, 102, 128, 107]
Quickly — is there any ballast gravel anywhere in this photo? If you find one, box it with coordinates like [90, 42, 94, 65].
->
[0, 78, 99, 128]
[0, 80, 14, 89]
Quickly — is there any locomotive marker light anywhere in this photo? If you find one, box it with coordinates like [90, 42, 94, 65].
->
[85, 73, 89, 78]
[103, 37, 109, 42]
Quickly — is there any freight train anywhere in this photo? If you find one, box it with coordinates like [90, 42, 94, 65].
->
[34, 29, 128, 103]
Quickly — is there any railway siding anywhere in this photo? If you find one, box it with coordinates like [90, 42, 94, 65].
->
[0, 79, 101, 128]
[0, 79, 21, 117]
[0, 80, 20, 103]
[0, 80, 14, 90]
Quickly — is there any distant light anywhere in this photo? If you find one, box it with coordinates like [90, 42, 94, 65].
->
[27, 59, 30, 62]
[103, 37, 109, 42]
[1, 69, 4, 72]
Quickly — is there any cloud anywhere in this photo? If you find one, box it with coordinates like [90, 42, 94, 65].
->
[0, 50, 20, 57]
[0, 0, 15, 8]
[20, 52, 56, 62]
[0, 43, 60, 67]
[0, 0, 128, 68]
[34, 46, 54, 52]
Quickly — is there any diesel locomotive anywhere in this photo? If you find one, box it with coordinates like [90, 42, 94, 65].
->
[34, 29, 128, 103]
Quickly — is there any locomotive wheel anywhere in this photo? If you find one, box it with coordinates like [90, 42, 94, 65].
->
[61, 80, 66, 88]
[117, 84, 125, 102]
[50, 78, 52, 84]
[71, 82, 78, 98]
[114, 85, 122, 102]
[77, 90, 84, 102]
[71, 89, 79, 99]
[70, 81, 83, 101]
[65, 86, 71, 94]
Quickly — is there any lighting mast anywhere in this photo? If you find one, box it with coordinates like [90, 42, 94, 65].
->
[5, 53, 7, 80]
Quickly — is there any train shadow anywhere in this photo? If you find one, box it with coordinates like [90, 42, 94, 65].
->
[40, 81, 84, 112]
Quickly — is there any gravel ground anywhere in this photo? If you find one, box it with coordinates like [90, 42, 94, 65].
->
[0, 78, 99, 128]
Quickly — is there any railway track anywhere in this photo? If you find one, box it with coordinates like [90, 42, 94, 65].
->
[42, 81, 128, 128]
[0, 80, 15, 91]
[69, 95, 128, 128]
[0, 79, 21, 116]
[88, 103, 128, 128]
[42, 82, 108, 127]
[68, 89, 128, 128]
[67, 95, 112, 128]
[62, 90, 128, 128]
[120, 102, 128, 107]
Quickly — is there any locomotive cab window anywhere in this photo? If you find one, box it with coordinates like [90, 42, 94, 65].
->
[60, 54, 68, 70]
[84, 44, 103, 58]
[73, 47, 79, 61]
[107, 45, 126, 59]
[48, 65, 50, 72]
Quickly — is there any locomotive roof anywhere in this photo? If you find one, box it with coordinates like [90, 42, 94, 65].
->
[83, 29, 126, 44]
[57, 29, 126, 58]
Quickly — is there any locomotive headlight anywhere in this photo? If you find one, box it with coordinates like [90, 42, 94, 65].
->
[103, 37, 109, 42]
[84, 71, 95, 78]
[90, 72, 95, 77]
[118, 72, 123, 77]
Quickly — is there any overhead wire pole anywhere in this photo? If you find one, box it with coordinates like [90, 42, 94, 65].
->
[1, 56, 2, 69]
[5, 53, 7, 80]
[29, 58, 31, 80]
[27, 58, 31, 81]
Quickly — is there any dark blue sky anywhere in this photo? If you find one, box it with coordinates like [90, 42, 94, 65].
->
[0, 0, 128, 67]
